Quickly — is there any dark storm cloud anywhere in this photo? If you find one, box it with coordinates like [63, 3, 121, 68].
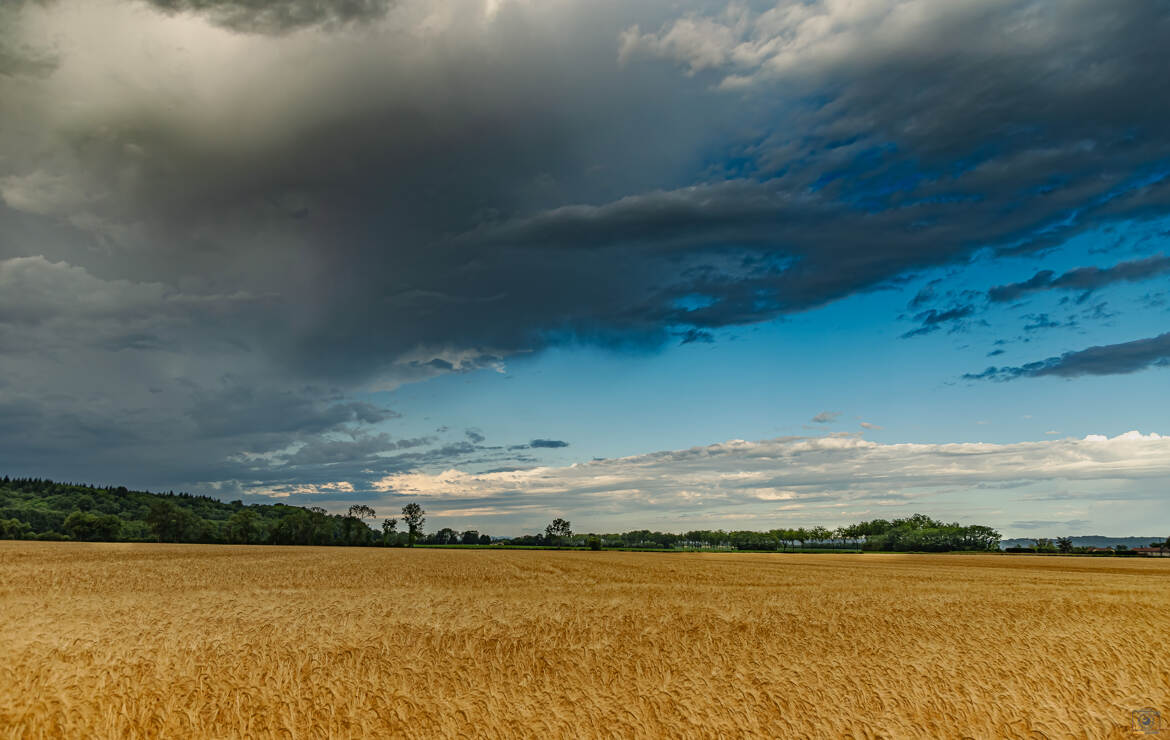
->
[279, 433, 433, 467]
[140, 0, 393, 33]
[471, 0, 1170, 330]
[0, 381, 404, 489]
[530, 439, 569, 449]
[9, 0, 1169, 377]
[988, 255, 1170, 303]
[965, 332, 1170, 381]
[8, 0, 1170, 368]
[187, 391, 397, 438]
[3, 0, 1170, 495]
[0, 43, 58, 79]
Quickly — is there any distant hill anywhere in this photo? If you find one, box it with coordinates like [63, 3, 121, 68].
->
[1000, 536, 1166, 550]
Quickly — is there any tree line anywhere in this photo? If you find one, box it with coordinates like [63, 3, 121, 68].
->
[1, 477, 1005, 552]
[0, 478, 443, 547]
[507, 513, 1002, 552]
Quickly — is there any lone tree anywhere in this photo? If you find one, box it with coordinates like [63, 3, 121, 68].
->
[1056, 537, 1073, 554]
[545, 517, 572, 547]
[348, 504, 376, 520]
[401, 502, 426, 547]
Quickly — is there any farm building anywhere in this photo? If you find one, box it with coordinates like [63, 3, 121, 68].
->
[1131, 547, 1167, 557]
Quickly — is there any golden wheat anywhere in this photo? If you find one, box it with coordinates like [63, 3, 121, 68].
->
[1, 542, 1167, 738]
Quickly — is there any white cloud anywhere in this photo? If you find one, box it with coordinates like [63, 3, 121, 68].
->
[372, 432, 1170, 528]
[250, 480, 357, 498]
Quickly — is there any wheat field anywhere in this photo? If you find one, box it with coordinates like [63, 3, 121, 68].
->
[1, 542, 1167, 738]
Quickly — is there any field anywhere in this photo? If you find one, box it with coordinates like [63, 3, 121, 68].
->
[2, 543, 1168, 738]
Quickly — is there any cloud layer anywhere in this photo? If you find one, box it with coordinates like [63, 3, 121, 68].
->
[141, 0, 394, 34]
[374, 431, 1170, 531]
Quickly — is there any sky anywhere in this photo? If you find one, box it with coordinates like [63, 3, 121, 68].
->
[1, 0, 1169, 537]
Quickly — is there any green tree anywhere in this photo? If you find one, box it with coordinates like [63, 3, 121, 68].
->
[545, 517, 572, 547]
[307, 507, 333, 545]
[839, 524, 864, 550]
[1056, 537, 1073, 554]
[226, 509, 260, 544]
[0, 518, 33, 539]
[794, 528, 809, 550]
[63, 511, 122, 541]
[344, 504, 377, 546]
[401, 502, 425, 547]
[963, 525, 1002, 551]
[809, 526, 830, 548]
[271, 509, 314, 545]
[830, 527, 846, 550]
[348, 504, 376, 520]
[382, 518, 397, 546]
[145, 499, 194, 542]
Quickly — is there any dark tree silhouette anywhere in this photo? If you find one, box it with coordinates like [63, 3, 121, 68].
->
[348, 504, 376, 520]
[401, 502, 425, 547]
